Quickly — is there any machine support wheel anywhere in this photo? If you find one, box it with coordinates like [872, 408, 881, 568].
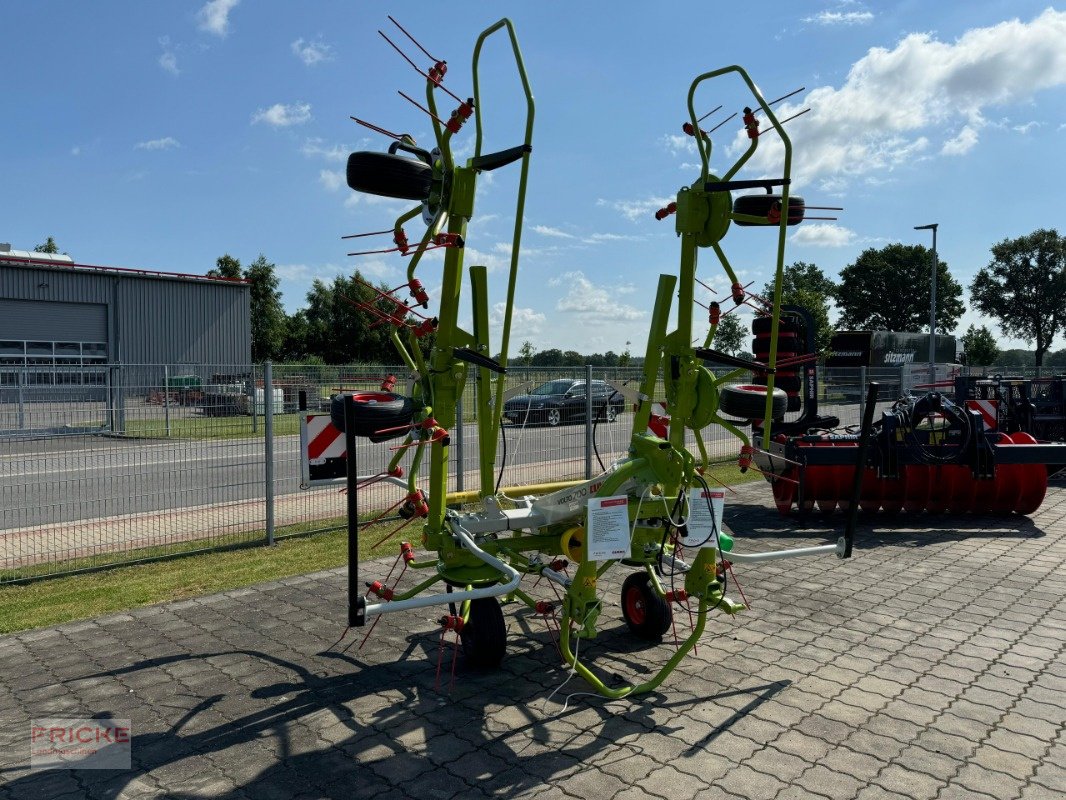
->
[460, 597, 507, 668]
[719, 384, 788, 419]
[621, 572, 673, 640]
[346, 151, 433, 200]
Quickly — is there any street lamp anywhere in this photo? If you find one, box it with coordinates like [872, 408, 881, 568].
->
[915, 223, 938, 386]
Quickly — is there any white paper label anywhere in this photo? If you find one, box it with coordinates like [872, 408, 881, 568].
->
[586, 495, 631, 561]
[683, 488, 724, 549]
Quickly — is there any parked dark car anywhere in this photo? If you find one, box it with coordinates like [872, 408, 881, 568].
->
[502, 379, 625, 426]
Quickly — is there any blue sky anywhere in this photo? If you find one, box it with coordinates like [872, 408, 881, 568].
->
[3, 2, 1064, 357]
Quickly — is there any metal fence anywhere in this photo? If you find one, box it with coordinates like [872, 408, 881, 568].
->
[0, 361, 896, 583]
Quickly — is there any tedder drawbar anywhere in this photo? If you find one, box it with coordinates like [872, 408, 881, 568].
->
[323, 17, 861, 698]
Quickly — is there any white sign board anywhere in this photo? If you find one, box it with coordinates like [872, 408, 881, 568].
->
[586, 496, 631, 561]
[683, 488, 724, 549]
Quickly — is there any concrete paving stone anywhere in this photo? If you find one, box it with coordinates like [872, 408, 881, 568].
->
[859, 714, 924, 746]
[849, 785, 911, 800]
[953, 762, 1033, 797]
[982, 727, 1048, 760]
[773, 785, 833, 800]
[1029, 760, 1066, 790]
[1012, 698, 1066, 726]
[1018, 782, 1066, 800]
[892, 743, 962, 783]
[995, 712, 1060, 744]
[817, 699, 877, 729]
[742, 744, 811, 783]
[872, 762, 947, 797]
[960, 683, 1025, 711]
[1022, 685, 1066, 712]
[817, 746, 889, 784]
[772, 730, 834, 763]
[929, 711, 997, 742]
[715, 763, 788, 800]
[947, 698, 1010, 727]
[968, 743, 1042, 781]
[794, 764, 864, 800]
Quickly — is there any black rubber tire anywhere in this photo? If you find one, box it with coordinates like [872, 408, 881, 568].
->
[772, 375, 802, 393]
[732, 193, 805, 226]
[752, 316, 801, 336]
[346, 151, 433, 201]
[545, 408, 562, 427]
[719, 384, 788, 419]
[621, 572, 673, 641]
[752, 334, 799, 355]
[460, 597, 506, 668]
[330, 391, 415, 442]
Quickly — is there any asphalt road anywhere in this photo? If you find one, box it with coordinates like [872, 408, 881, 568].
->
[0, 401, 874, 531]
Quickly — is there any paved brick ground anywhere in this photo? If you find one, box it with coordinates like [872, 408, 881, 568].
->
[1, 481, 1064, 799]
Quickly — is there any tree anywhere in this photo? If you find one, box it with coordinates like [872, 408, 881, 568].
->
[713, 313, 748, 356]
[970, 229, 1066, 368]
[244, 254, 288, 361]
[835, 244, 964, 332]
[518, 341, 536, 366]
[530, 348, 564, 367]
[208, 254, 242, 280]
[34, 237, 60, 254]
[300, 272, 400, 364]
[960, 324, 999, 368]
[762, 261, 835, 352]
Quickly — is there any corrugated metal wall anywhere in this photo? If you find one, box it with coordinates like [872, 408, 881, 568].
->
[0, 261, 250, 365]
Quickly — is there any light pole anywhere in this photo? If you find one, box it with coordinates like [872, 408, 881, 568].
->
[915, 223, 938, 386]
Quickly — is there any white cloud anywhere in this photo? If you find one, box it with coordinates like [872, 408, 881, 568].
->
[550, 271, 646, 321]
[661, 133, 696, 155]
[70, 146, 81, 156]
[733, 9, 1066, 189]
[789, 223, 856, 247]
[804, 11, 874, 26]
[489, 303, 546, 337]
[252, 103, 312, 127]
[319, 170, 344, 191]
[941, 125, 979, 155]
[302, 138, 350, 161]
[197, 0, 239, 37]
[533, 225, 575, 239]
[1013, 121, 1041, 134]
[584, 232, 644, 243]
[135, 137, 181, 151]
[159, 51, 179, 75]
[596, 195, 675, 223]
[292, 38, 333, 65]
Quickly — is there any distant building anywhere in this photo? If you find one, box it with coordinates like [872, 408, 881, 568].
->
[0, 245, 250, 393]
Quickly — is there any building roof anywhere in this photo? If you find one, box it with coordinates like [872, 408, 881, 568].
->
[0, 252, 249, 286]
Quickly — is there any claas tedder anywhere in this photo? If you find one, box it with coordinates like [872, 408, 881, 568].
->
[325, 16, 863, 698]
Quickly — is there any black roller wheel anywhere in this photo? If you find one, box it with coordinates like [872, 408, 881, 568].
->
[346, 151, 433, 201]
[733, 193, 805, 226]
[460, 597, 506, 668]
[719, 384, 788, 419]
[621, 572, 672, 640]
[330, 391, 415, 442]
[752, 316, 801, 336]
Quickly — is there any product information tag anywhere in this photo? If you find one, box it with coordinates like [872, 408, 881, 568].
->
[683, 488, 724, 549]
[586, 496, 631, 561]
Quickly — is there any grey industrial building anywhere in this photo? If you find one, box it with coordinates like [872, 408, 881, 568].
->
[0, 246, 250, 395]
